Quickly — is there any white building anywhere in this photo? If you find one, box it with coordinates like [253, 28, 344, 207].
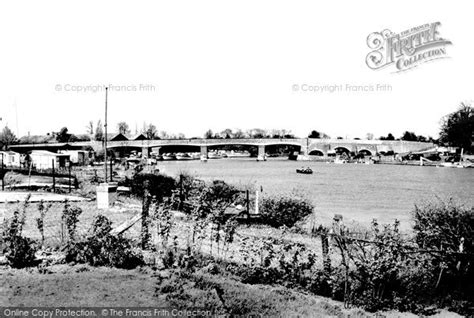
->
[29, 150, 70, 170]
[0, 150, 21, 168]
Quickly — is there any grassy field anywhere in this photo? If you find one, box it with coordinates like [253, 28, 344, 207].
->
[1, 263, 440, 318]
[1, 264, 462, 317]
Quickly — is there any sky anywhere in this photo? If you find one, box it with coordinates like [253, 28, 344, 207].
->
[0, 0, 472, 140]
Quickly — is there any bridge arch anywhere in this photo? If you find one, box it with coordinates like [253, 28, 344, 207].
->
[309, 149, 325, 156]
[334, 146, 351, 155]
[358, 149, 373, 156]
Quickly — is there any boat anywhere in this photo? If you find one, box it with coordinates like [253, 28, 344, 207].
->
[226, 150, 251, 158]
[175, 153, 193, 160]
[191, 152, 201, 160]
[162, 153, 176, 160]
[438, 162, 472, 168]
[208, 152, 222, 159]
[296, 167, 313, 174]
[437, 149, 473, 168]
[334, 157, 347, 164]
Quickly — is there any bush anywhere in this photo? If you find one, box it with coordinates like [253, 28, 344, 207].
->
[413, 199, 473, 254]
[1, 196, 38, 268]
[126, 173, 176, 201]
[3, 235, 37, 268]
[62, 200, 82, 242]
[260, 194, 313, 228]
[65, 215, 143, 269]
[411, 199, 474, 314]
[327, 213, 474, 316]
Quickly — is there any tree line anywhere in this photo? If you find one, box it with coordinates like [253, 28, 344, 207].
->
[2, 102, 473, 152]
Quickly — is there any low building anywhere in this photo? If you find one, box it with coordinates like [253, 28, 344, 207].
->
[59, 150, 88, 165]
[30, 150, 70, 170]
[0, 150, 21, 168]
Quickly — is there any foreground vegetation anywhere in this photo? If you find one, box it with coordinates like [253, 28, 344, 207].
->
[1, 172, 473, 316]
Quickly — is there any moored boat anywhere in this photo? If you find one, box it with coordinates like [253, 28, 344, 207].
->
[208, 152, 222, 159]
[175, 153, 193, 160]
[334, 157, 347, 164]
[162, 153, 176, 160]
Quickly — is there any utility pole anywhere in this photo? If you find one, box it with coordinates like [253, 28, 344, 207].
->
[104, 87, 108, 183]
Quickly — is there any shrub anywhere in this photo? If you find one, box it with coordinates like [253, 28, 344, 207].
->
[36, 200, 52, 247]
[65, 215, 143, 269]
[328, 214, 474, 316]
[3, 235, 37, 269]
[411, 199, 474, 314]
[260, 194, 313, 228]
[1, 196, 38, 268]
[127, 173, 176, 201]
[61, 200, 82, 242]
[413, 199, 473, 254]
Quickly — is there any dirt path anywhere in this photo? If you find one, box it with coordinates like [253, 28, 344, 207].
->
[0, 191, 89, 203]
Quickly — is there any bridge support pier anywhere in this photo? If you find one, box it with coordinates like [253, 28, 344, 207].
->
[297, 143, 310, 160]
[200, 145, 208, 161]
[257, 145, 266, 161]
[151, 146, 161, 155]
[142, 147, 150, 158]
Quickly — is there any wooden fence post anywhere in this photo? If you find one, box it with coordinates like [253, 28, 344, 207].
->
[109, 159, 113, 182]
[179, 174, 184, 210]
[1, 154, 4, 191]
[141, 180, 151, 249]
[246, 190, 250, 216]
[52, 159, 56, 192]
[68, 163, 72, 193]
[321, 229, 331, 275]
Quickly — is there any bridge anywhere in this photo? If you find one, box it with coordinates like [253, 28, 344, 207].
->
[9, 138, 435, 161]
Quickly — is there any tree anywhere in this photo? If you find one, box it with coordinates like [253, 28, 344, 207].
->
[0, 126, 17, 149]
[401, 131, 418, 141]
[145, 124, 157, 139]
[308, 130, 321, 138]
[248, 128, 268, 138]
[417, 135, 427, 142]
[366, 133, 374, 140]
[220, 128, 233, 139]
[95, 120, 104, 141]
[440, 102, 474, 152]
[204, 129, 214, 139]
[233, 129, 246, 139]
[117, 121, 130, 135]
[308, 130, 329, 139]
[159, 131, 170, 139]
[86, 121, 94, 135]
[56, 127, 71, 142]
[380, 133, 395, 140]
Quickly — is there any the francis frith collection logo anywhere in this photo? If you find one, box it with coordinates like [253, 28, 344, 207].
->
[366, 22, 452, 72]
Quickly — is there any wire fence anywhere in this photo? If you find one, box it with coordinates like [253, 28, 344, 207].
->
[0, 199, 142, 251]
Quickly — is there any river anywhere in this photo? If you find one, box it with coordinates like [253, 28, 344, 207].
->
[157, 158, 474, 230]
